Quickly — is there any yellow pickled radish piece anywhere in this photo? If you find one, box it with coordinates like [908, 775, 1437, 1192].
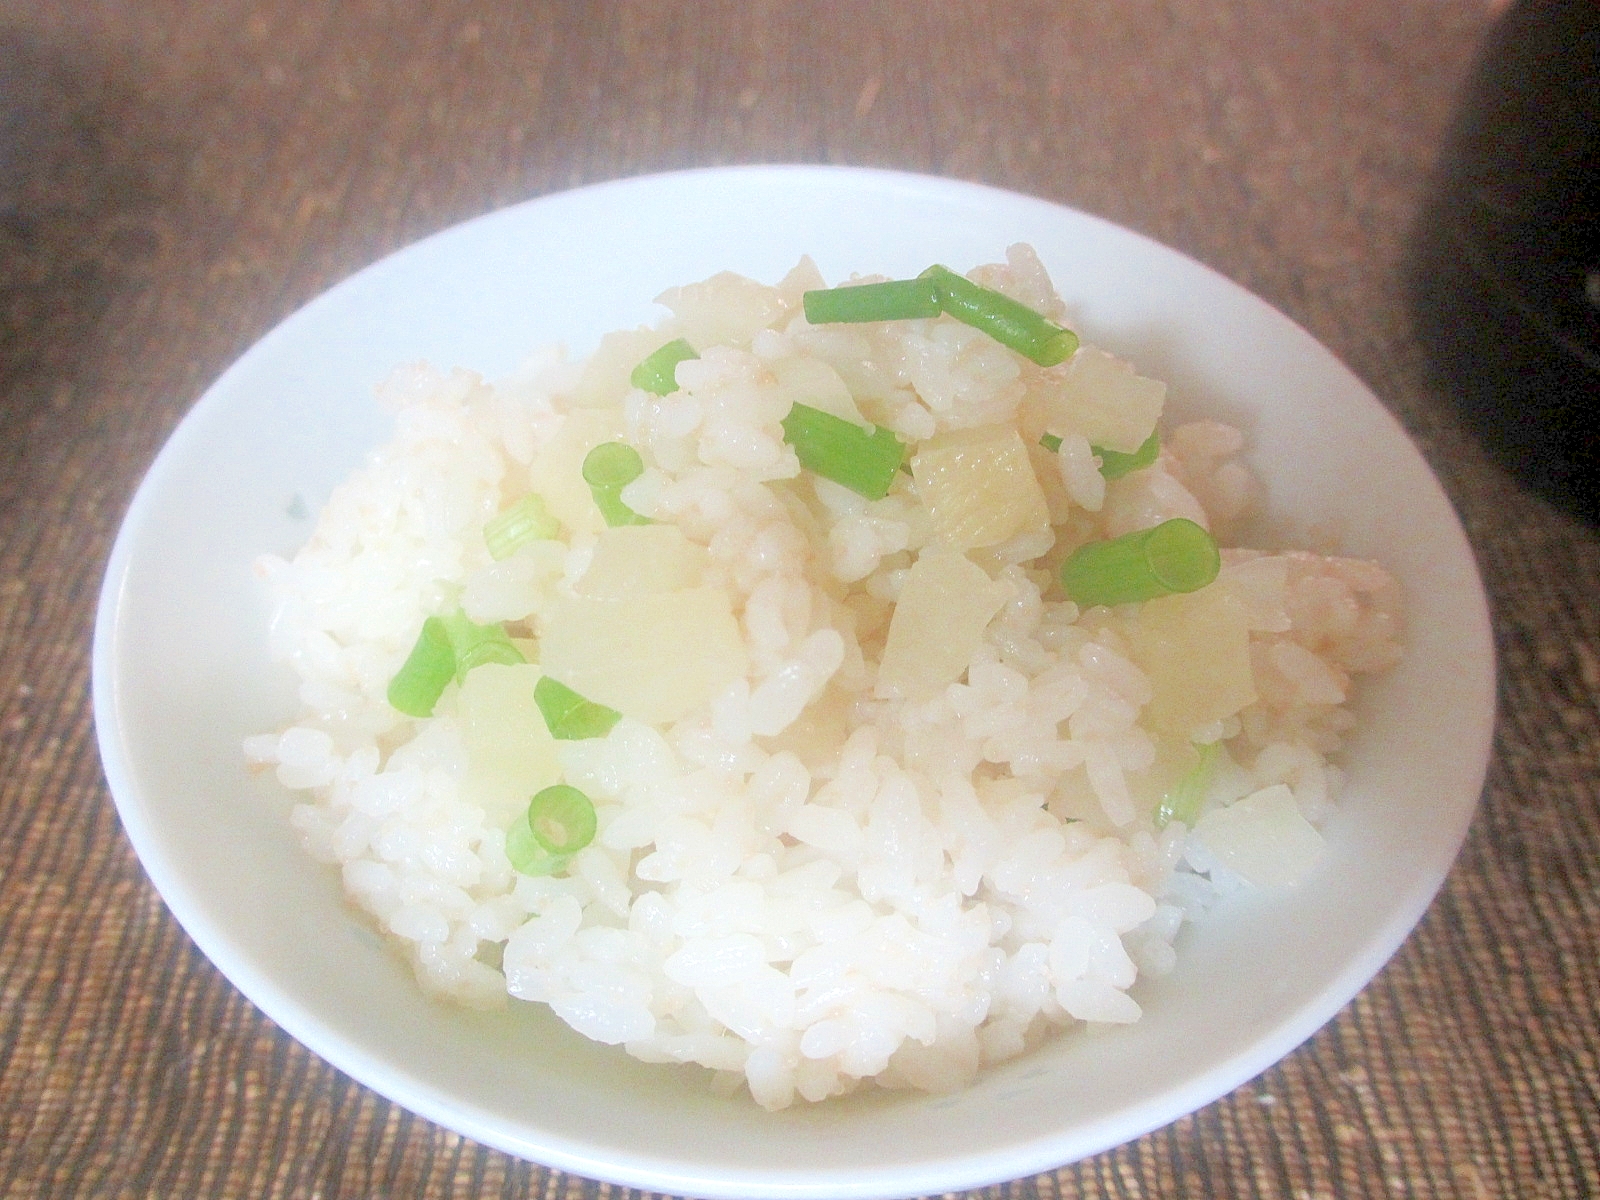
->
[1045, 347, 1165, 454]
[1128, 578, 1257, 736]
[878, 552, 1010, 699]
[1193, 784, 1325, 888]
[456, 663, 563, 827]
[656, 271, 789, 349]
[910, 425, 1050, 552]
[540, 588, 747, 725]
[576, 525, 708, 599]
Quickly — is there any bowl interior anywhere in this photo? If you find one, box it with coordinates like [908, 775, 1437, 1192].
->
[93, 166, 1495, 1199]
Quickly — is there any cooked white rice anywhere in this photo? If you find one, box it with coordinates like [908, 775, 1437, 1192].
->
[245, 245, 1401, 1109]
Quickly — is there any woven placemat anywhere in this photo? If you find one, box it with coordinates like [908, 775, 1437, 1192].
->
[2, 2, 1595, 1196]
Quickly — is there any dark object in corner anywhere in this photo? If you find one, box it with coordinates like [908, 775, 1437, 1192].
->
[1407, 0, 1600, 524]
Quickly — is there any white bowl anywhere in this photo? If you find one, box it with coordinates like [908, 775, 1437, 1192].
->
[93, 166, 1495, 1199]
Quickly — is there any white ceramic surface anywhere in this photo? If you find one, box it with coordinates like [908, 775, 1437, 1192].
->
[92, 166, 1496, 1200]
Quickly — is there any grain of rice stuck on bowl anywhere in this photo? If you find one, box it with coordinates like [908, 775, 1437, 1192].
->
[244, 245, 1401, 1111]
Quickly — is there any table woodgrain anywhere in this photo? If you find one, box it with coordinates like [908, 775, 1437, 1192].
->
[3, 2, 1596, 1197]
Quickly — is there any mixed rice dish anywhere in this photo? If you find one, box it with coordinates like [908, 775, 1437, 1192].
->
[245, 246, 1402, 1109]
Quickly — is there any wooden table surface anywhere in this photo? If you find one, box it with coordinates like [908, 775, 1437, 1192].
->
[4, 1, 1598, 1197]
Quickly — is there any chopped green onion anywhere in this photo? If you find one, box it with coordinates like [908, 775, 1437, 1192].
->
[484, 493, 559, 560]
[920, 264, 1080, 367]
[439, 611, 525, 680]
[386, 616, 455, 717]
[1040, 430, 1162, 479]
[798, 264, 1082, 364]
[1060, 517, 1220, 607]
[582, 441, 646, 488]
[630, 338, 699, 395]
[1156, 742, 1219, 828]
[582, 441, 650, 526]
[803, 278, 942, 324]
[780, 402, 904, 500]
[1095, 432, 1160, 480]
[386, 612, 525, 717]
[533, 675, 622, 740]
[504, 813, 572, 877]
[526, 784, 598, 855]
[504, 783, 598, 876]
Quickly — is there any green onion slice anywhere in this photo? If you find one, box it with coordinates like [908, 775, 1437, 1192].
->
[386, 616, 456, 718]
[630, 338, 699, 396]
[582, 441, 650, 527]
[1156, 741, 1219, 828]
[802, 278, 942, 324]
[505, 814, 573, 877]
[387, 612, 525, 716]
[1095, 432, 1160, 480]
[780, 402, 904, 501]
[440, 611, 525, 680]
[484, 493, 559, 560]
[1060, 517, 1220, 607]
[526, 784, 598, 855]
[533, 675, 622, 740]
[799, 264, 1082, 365]
[920, 264, 1080, 367]
[1040, 430, 1161, 480]
[503, 784, 598, 876]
